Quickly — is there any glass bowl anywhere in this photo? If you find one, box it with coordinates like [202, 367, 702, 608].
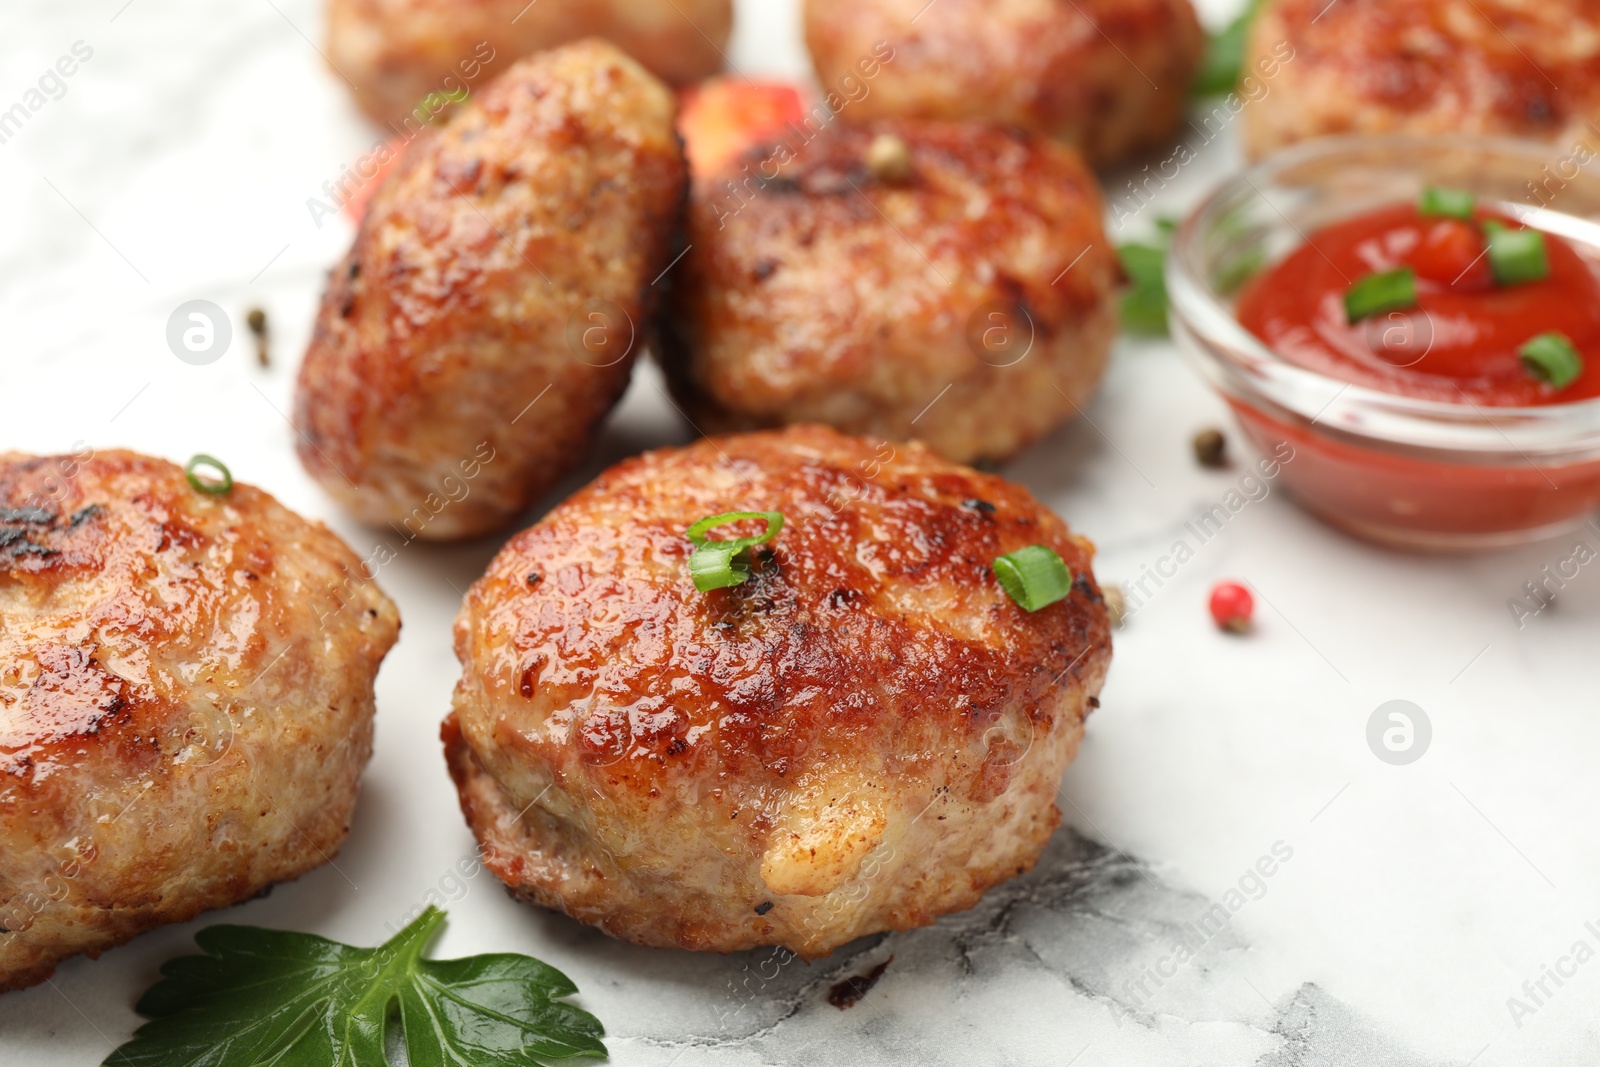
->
[1167, 133, 1600, 552]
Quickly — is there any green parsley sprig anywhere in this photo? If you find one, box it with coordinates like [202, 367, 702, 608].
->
[103, 907, 607, 1067]
[1118, 219, 1176, 336]
[1194, 0, 1269, 96]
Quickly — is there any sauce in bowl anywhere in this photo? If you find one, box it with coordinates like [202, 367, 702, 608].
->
[1168, 135, 1600, 552]
[1236, 201, 1600, 406]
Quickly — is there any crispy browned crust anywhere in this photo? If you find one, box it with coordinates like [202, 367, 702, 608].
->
[327, 0, 733, 124]
[294, 41, 689, 541]
[445, 426, 1112, 957]
[804, 0, 1205, 166]
[0, 451, 399, 992]
[658, 120, 1119, 467]
[1245, 0, 1600, 159]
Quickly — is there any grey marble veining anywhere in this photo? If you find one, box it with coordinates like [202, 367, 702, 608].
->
[560, 829, 1446, 1067]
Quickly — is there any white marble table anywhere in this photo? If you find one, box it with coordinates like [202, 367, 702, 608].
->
[2, 1, 1597, 1063]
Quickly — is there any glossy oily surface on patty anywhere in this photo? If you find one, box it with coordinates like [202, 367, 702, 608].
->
[0, 451, 398, 991]
[804, 0, 1204, 166]
[326, 0, 733, 123]
[1245, 0, 1600, 158]
[661, 120, 1119, 466]
[446, 426, 1111, 958]
[294, 40, 688, 540]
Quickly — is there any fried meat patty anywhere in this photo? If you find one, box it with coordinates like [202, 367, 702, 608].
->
[804, 0, 1205, 167]
[1244, 0, 1600, 158]
[294, 41, 688, 541]
[659, 121, 1119, 467]
[0, 451, 398, 991]
[444, 426, 1111, 958]
[327, 0, 733, 124]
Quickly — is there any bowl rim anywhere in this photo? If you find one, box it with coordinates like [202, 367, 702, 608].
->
[1166, 132, 1600, 458]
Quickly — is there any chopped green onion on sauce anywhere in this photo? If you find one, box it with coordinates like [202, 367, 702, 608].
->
[993, 545, 1073, 612]
[686, 510, 784, 592]
[1484, 221, 1549, 286]
[1344, 268, 1417, 323]
[1520, 332, 1584, 389]
[184, 454, 233, 495]
[1418, 186, 1475, 220]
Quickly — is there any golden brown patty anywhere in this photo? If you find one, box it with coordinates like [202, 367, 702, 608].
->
[327, 0, 733, 124]
[0, 450, 398, 992]
[294, 40, 689, 541]
[445, 426, 1111, 958]
[804, 0, 1205, 166]
[659, 120, 1119, 467]
[1244, 0, 1600, 158]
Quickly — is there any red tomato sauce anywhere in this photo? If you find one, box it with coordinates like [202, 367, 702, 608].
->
[1224, 202, 1600, 547]
[1235, 204, 1600, 405]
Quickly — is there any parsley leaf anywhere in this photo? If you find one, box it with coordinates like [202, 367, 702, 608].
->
[1194, 0, 1268, 97]
[1118, 221, 1177, 336]
[103, 907, 607, 1067]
